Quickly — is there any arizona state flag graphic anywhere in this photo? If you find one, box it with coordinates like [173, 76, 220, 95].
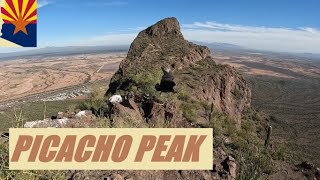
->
[0, 0, 37, 47]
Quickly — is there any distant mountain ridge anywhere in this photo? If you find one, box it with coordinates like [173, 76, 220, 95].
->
[1, 42, 319, 61]
[0, 45, 129, 60]
[192, 41, 245, 50]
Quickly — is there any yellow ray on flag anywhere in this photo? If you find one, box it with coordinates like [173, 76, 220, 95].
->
[12, 0, 20, 17]
[21, 0, 28, 18]
[23, 1, 36, 21]
[3, 2, 18, 20]
[2, 14, 16, 21]
[25, 15, 36, 21]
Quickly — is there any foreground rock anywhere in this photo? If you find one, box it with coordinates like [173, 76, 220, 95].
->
[24, 110, 97, 128]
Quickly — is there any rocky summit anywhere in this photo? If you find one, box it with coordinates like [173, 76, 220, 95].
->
[107, 17, 251, 121]
[102, 18, 255, 179]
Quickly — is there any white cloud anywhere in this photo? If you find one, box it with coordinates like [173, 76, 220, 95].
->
[127, 27, 146, 31]
[33, 21, 320, 54]
[182, 22, 320, 53]
[78, 21, 320, 53]
[45, 33, 137, 47]
[38, 0, 52, 8]
[86, 33, 137, 46]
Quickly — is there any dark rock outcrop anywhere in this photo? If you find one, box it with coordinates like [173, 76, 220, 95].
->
[107, 17, 211, 93]
[104, 18, 252, 179]
[106, 17, 250, 120]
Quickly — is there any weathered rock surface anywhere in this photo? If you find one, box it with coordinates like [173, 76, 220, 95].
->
[103, 17, 252, 180]
[107, 17, 212, 95]
[107, 17, 251, 120]
[23, 110, 97, 128]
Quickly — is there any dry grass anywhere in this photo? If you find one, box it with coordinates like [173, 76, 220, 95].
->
[0, 108, 69, 180]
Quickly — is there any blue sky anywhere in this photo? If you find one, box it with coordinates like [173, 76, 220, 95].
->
[6, 0, 320, 53]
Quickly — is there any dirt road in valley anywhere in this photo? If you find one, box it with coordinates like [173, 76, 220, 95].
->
[0, 53, 124, 108]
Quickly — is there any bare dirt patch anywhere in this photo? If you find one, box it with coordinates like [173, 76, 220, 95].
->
[0, 53, 124, 102]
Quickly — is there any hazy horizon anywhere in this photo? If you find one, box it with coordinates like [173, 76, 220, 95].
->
[1, 0, 320, 54]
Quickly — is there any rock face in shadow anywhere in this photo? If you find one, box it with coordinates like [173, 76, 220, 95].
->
[107, 17, 250, 120]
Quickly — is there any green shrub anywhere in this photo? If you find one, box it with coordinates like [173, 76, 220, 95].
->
[209, 111, 274, 179]
[154, 118, 170, 128]
[232, 87, 242, 100]
[79, 83, 107, 117]
[113, 114, 145, 128]
[131, 69, 162, 94]
[209, 112, 237, 137]
[272, 143, 288, 160]
[236, 149, 273, 180]
[96, 117, 112, 128]
[242, 120, 255, 133]
[181, 102, 198, 123]
[177, 86, 191, 102]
